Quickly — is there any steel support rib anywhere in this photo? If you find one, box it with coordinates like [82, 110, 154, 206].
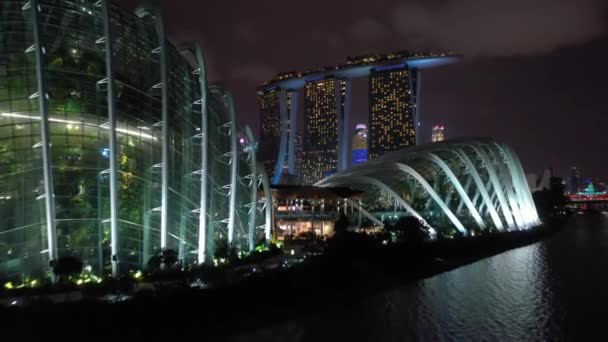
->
[133, 6, 156, 261]
[194, 44, 208, 263]
[453, 149, 504, 230]
[30, 0, 58, 266]
[498, 144, 530, 225]
[471, 187, 482, 211]
[153, 9, 170, 249]
[102, 0, 120, 276]
[287, 92, 298, 175]
[469, 145, 517, 229]
[346, 199, 384, 227]
[395, 162, 467, 234]
[259, 167, 273, 242]
[225, 91, 238, 244]
[456, 177, 473, 215]
[426, 153, 485, 229]
[500, 144, 540, 226]
[272, 90, 289, 184]
[507, 145, 540, 224]
[318, 175, 434, 230]
[488, 145, 524, 228]
[245, 126, 257, 251]
[415, 70, 421, 145]
[134, 5, 171, 250]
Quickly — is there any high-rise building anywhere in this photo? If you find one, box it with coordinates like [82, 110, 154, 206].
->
[368, 66, 415, 159]
[257, 89, 280, 176]
[301, 77, 345, 184]
[257, 88, 296, 178]
[432, 125, 446, 142]
[352, 124, 368, 165]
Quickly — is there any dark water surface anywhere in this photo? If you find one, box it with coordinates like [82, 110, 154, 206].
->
[234, 214, 608, 341]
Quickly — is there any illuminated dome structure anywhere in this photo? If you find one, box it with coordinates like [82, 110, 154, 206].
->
[316, 139, 540, 236]
[0, 0, 271, 281]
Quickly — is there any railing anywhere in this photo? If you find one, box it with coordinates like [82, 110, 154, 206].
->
[569, 193, 608, 202]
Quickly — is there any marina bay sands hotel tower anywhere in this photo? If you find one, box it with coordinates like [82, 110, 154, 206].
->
[257, 51, 459, 184]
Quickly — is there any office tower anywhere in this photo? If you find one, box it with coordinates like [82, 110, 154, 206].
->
[258, 88, 296, 178]
[432, 125, 446, 142]
[352, 124, 369, 165]
[257, 89, 280, 176]
[368, 65, 415, 159]
[301, 77, 346, 184]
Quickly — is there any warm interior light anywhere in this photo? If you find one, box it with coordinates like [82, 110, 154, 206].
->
[1, 113, 157, 140]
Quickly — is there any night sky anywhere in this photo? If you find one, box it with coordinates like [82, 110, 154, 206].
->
[119, 0, 608, 180]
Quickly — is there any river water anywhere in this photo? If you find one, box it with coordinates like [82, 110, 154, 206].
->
[234, 214, 608, 341]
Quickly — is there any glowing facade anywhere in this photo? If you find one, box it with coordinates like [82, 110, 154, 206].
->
[0, 0, 271, 281]
[368, 66, 415, 158]
[316, 139, 540, 236]
[352, 124, 368, 165]
[301, 78, 346, 184]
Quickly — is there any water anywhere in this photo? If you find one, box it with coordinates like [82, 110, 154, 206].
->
[234, 214, 608, 341]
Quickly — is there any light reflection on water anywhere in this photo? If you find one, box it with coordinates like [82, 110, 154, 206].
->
[234, 215, 608, 341]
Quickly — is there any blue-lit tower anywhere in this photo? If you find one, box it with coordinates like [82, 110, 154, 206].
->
[352, 124, 368, 165]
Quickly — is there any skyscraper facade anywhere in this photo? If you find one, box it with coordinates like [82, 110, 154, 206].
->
[432, 125, 446, 142]
[301, 78, 345, 184]
[258, 88, 296, 178]
[368, 66, 415, 159]
[352, 124, 368, 165]
[257, 89, 281, 176]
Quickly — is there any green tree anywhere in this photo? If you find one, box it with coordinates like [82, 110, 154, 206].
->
[393, 216, 428, 244]
[161, 249, 179, 270]
[52, 256, 83, 282]
[215, 238, 229, 260]
[533, 176, 566, 217]
[334, 214, 349, 237]
[146, 249, 179, 273]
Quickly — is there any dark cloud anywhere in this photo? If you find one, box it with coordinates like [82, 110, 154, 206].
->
[230, 64, 277, 84]
[309, 31, 346, 50]
[391, 0, 607, 56]
[235, 23, 257, 44]
[349, 18, 391, 40]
